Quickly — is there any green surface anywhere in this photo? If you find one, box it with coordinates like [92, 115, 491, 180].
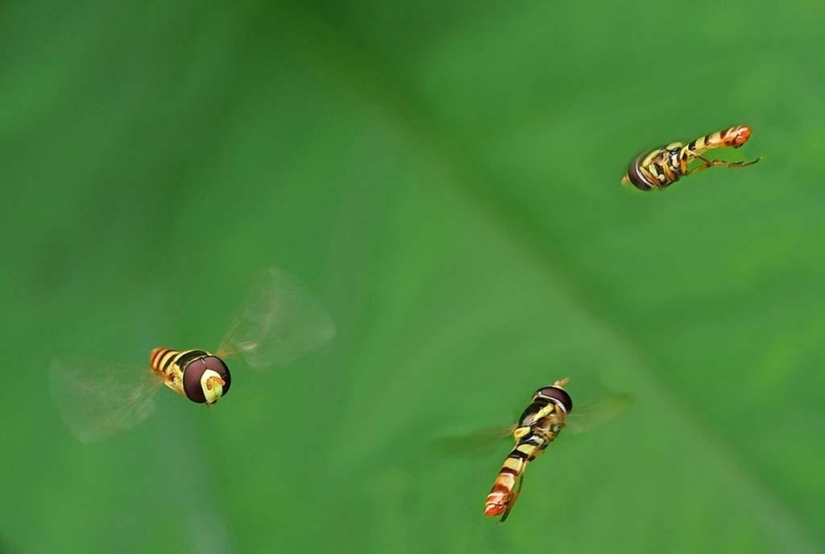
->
[3, 1, 825, 552]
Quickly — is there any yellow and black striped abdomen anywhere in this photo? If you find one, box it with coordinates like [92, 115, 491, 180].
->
[499, 433, 546, 481]
[512, 430, 550, 462]
[684, 125, 752, 157]
[483, 430, 551, 519]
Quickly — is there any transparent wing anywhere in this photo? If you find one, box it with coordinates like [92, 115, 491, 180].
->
[430, 424, 517, 458]
[216, 267, 336, 369]
[564, 392, 633, 434]
[431, 393, 632, 456]
[50, 357, 163, 443]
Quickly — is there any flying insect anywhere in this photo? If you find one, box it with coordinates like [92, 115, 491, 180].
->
[622, 125, 761, 191]
[434, 378, 629, 523]
[51, 267, 336, 443]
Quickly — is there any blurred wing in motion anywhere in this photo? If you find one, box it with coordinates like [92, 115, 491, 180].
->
[564, 392, 632, 434]
[50, 357, 163, 443]
[430, 424, 517, 458]
[216, 267, 336, 369]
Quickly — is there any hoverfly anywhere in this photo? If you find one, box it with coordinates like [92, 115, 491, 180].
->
[621, 125, 761, 191]
[434, 378, 629, 523]
[50, 267, 336, 443]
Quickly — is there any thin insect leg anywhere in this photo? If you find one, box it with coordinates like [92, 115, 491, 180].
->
[685, 153, 761, 176]
[514, 471, 526, 497]
[697, 153, 761, 168]
[684, 156, 714, 176]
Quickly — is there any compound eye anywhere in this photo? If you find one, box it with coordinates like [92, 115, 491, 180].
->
[535, 386, 573, 414]
[626, 155, 655, 191]
[183, 356, 232, 403]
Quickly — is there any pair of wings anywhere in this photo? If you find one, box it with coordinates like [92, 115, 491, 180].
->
[50, 267, 337, 443]
[431, 393, 632, 457]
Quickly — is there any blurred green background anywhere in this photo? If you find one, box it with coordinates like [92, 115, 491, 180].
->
[3, 1, 825, 552]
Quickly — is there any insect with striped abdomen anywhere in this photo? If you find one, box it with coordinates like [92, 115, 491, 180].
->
[434, 378, 629, 522]
[51, 267, 336, 443]
[622, 125, 761, 191]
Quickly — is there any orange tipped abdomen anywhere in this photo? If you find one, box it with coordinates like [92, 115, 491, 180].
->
[728, 125, 752, 147]
[484, 499, 505, 517]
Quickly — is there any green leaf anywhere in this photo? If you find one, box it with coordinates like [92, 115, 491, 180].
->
[3, 1, 824, 553]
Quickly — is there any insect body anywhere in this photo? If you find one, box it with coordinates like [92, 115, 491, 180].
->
[432, 378, 629, 523]
[622, 125, 761, 191]
[51, 267, 336, 442]
[484, 378, 573, 522]
[149, 348, 231, 406]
